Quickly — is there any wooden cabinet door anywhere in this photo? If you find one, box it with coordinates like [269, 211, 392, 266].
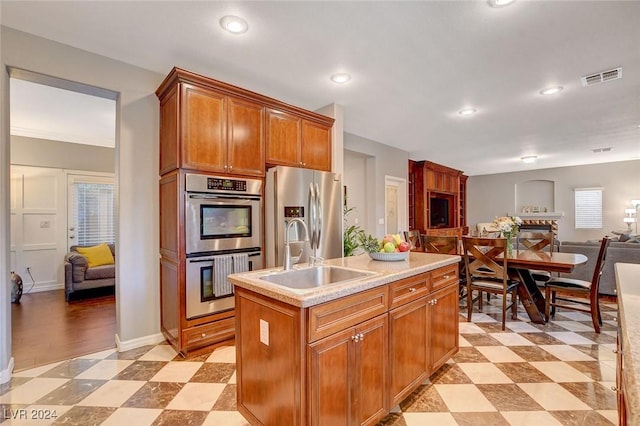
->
[181, 84, 227, 173]
[266, 108, 301, 167]
[428, 284, 459, 373]
[388, 298, 428, 407]
[308, 327, 352, 426]
[302, 120, 331, 171]
[355, 315, 388, 426]
[227, 97, 265, 176]
[308, 314, 388, 426]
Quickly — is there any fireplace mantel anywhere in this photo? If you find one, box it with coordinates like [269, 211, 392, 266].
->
[509, 212, 565, 219]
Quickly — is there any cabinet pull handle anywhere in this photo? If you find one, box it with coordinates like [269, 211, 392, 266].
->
[442, 275, 450, 279]
[409, 287, 416, 293]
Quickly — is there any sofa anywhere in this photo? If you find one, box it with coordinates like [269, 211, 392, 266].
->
[64, 243, 116, 301]
[558, 240, 640, 297]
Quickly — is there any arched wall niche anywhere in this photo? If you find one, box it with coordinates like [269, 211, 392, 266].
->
[515, 179, 555, 214]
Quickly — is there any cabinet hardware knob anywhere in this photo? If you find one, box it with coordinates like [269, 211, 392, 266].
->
[201, 333, 206, 338]
[229, 165, 233, 170]
[611, 386, 619, 392]
[359, 333, 364, 341]
[409, 287, 416, 293]
[352, 335, 359, 342]
[613, 349, 618, 354]
[443, 275, 450, 279]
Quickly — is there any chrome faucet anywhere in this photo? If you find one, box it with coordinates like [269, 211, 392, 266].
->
[284, 218, 310, 270]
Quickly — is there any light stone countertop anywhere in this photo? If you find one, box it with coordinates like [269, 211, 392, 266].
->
[228, 252, 461, 308]
[614, 262, 640, 425]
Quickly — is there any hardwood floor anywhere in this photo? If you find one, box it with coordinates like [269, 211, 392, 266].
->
[10, 288, 116, 371]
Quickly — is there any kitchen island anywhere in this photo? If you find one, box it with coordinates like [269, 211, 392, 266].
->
[228, 252, 461, 426]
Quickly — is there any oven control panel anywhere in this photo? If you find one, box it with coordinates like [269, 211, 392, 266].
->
[207, 177, 246, 192]
[185, 173, 262, 196]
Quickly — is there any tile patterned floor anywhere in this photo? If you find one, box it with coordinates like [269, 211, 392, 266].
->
[0, 299, 619, 425]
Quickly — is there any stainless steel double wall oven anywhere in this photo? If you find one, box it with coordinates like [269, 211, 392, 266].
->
[184, 173, 263, 320]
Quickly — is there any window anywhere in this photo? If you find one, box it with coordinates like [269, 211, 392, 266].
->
[574, 187, 603, 229]
[69, 176, 116, 246]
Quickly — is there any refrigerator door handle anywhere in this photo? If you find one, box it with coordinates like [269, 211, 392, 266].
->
[315, 182, 322, 251]
[308, 182, 317, 249]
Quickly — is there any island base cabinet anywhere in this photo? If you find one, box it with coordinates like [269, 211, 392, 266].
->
[389, 297, 428, 406]
[235, 289, 305, 426]
[308, 314, 389, 426]
[428, 284, 459, 373]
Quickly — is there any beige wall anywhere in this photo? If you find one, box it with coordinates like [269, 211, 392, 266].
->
[11, 135, 115, 172]
[344, 133, 409, 237]
[1, 26, 165, 380]
[467, 159, 640, 242]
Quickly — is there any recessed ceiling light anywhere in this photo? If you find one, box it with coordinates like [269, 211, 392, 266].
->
[330, 73, 352, 84]
[540, 86, 563, 96]
[521, 155, 537, 164]
[488, 0, 516, 7]
[220, 15, 249, 34]
[458, 108, 477, 116]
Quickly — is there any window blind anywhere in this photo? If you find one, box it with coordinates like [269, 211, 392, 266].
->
[71, 181, 116, 246]
[574, 187, 603, 229]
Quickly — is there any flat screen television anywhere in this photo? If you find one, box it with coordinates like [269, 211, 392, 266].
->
[430, 197, 450, 228]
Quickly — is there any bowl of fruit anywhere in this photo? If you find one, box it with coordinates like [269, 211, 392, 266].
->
[364, 234, 410, 261]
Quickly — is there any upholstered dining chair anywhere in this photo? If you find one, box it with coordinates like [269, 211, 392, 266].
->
[403, 230, 423, 251]
[544, 237, 611, 333]
[462, 236, 520, 330]
[517, 231, 555, 284]
[422, 235, 466, 299]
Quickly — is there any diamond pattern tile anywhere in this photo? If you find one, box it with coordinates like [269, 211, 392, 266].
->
[1, 300, 618, 425]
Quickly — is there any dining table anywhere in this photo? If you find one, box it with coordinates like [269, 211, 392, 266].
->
[505, 250, 588, 324]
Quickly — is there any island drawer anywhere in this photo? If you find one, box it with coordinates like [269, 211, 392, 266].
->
[307, 286, 389, 343]
[389, 272, 430, 309]
[431, 264, 459, 291]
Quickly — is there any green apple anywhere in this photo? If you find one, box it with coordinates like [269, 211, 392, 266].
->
[383, 242, 396, 253]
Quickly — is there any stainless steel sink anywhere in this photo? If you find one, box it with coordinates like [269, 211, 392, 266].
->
[259, 265, 375, 290]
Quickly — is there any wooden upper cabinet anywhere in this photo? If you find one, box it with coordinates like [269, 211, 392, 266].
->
[265, 108, 301, 167]
[159, 86, 179, 175]
[266, 108, 332, 171]
[227, 97, 265, 176]
[156, 67, 333, 176]
[301, 120, 331, 171]
[181, 84, 227, 173]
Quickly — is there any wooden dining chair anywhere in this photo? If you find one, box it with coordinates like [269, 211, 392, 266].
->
[544, 237, 611, 333]
[403, 230, 423, 251]
[422, 235, 466, 299]
[421, 235, 458, 255]
[462, 236, 520, 330]
[517, 231, 555, 284]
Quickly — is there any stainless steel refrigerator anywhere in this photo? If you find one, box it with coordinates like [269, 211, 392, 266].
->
[265, 166, 343, 268]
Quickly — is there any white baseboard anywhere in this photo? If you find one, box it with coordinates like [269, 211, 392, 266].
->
[0, 357, 14, 384]
[23, 282, 64, 294]
[115, 332, 165, 352]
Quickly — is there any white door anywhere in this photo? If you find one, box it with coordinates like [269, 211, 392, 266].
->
[67, 173, 116, 251]
[385, 176, 407, 235]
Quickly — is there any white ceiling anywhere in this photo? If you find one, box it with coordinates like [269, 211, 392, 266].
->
[2, 1, 639, 176]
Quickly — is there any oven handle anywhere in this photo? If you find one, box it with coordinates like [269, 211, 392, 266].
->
[187, 194, 261, 201]
[189, 252, 262, 263]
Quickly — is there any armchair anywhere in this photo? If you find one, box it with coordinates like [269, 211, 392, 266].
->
[64, 244, 116, 301]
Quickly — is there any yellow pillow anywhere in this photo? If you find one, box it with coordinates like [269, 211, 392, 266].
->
[76, 243, 115, 268]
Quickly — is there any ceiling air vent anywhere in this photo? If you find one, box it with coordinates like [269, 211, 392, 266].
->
[581, 67, 622, 87]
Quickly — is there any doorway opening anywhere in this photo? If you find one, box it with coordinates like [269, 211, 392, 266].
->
[9, 68, 118, 371]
